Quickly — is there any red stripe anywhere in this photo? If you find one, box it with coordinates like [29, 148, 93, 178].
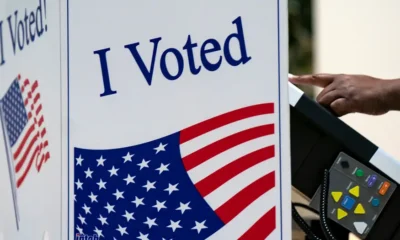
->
[215, 171, 275, 224]
[16, 145, 40, 188]
[13, 124, 36, 159]
[31, 81, 39, 92]
[182, 124, 274, 171]
[196, 145, 275, 197]
[36, 150, 50, 172]
[180, 103, 274, 144]
[41, 128, 47, 137]
[20, 79, 29, 92]
[44, 152, 50, 163]
[38, 116, 44, 126]
[36, 104, 42, 115]
[238, 207, 276, 240]
[33, 93, 40, 104]
[15, 131, 39, 172]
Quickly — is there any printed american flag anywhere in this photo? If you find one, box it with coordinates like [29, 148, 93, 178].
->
[0, 74, 50, 188]
[74, 103, 279, 239]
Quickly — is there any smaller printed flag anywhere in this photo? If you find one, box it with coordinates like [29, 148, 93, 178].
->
[0, 75, 50, 188]
[74, 103, 279, 239]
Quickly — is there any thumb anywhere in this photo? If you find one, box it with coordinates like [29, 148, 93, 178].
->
[330, 98, 351, 117]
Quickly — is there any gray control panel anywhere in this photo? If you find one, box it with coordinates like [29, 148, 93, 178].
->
[309, 152, 397, 239]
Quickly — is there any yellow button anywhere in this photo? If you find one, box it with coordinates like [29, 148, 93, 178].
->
[349, 186, 360, 197]
[331, 192, 343, 202]
[337, 208, 348, 220]
[354, 203, 366, 214]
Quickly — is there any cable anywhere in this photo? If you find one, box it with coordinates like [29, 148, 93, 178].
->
[292, 169, 339, 240]
[319, 169, 338, 240]
[292, 203, 322, 240]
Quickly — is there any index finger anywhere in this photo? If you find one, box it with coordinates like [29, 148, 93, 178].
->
[289, 74, 337, 88]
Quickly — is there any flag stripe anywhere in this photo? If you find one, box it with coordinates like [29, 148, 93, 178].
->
[187, 136, 275, 183]
[36, 152, 50, 172]
[36, 104, 42, 115]
[180, 114, 274, 158]
[215, 171, 275, 224]
[180, 103, 274, 144]
[13, 124, 35, 159]
[16, 145, 40, 187]
[238, 207, 276, 240]
[15, 131, 38, 172]
[196, 145, 275, 197]
[207, 189, 277, 240]
[205, 160, 275, 210]
[182, 124, 274, 171]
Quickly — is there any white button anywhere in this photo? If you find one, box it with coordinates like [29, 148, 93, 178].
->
[43, 231, 50, 240]
[353, 222, 367, 234]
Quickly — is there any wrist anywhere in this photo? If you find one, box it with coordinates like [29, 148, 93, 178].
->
[381, 79, 400, 111]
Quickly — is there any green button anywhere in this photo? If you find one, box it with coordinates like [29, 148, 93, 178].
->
[355, 169, 364, 177]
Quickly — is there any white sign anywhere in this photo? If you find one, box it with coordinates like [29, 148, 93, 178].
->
[0, 0, 63, 239]
[67, 1, 291, 239]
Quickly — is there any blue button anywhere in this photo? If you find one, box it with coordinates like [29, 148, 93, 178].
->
[368, 175, 377, 187]
[371, 198, 380, 207]
[341, 195, 356, 210]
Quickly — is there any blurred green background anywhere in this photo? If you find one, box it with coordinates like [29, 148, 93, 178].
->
[289, 0, 314, 97]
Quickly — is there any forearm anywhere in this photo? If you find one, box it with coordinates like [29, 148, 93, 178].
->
[382, 79, 400, 111]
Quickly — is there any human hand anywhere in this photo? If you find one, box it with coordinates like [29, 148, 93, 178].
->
[289, 74, 390, 116]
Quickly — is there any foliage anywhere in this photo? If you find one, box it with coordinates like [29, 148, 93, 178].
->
[288, 0, 314, 96]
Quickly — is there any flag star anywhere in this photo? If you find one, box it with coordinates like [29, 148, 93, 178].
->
[192, 220, 208, 234]
[142, 181, 156, 192]
[132, 196, 145, 207]
[78, 214, 86, 225]
[122, 210, 135, 222]
[122, 152, 134, 163]
[74, 194, 77, 202]
[137, 159, 150, 170]
[76, 155, 84, 166]
[88, 192, 98, 203]
[123, 174, 135, 185]
[98, 215, 108, 225]
[155, 163, 170, 174]
[154, 142, 167, 154]
[75, 179, 83, 190]
[137, 232, 149, 240]
[153, 200, 167, 212]
[82, 204, 91, 214]
[97, 179, 107, 190]
[164, 183, 179, 195]
[116, 224, 128, 236]
[167, 220, 182, 232]
[176, 202, 191, 214]
[94, 226, 104, 238]
[96, 155, 106, 166]
[143, 217, 158, 229]
[108, 166, 119, 177]
[76, 226, 84, 234]
[84, 167, 94, 178]
[113, 189, 124, 200]
[104, 202, 116, 213]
